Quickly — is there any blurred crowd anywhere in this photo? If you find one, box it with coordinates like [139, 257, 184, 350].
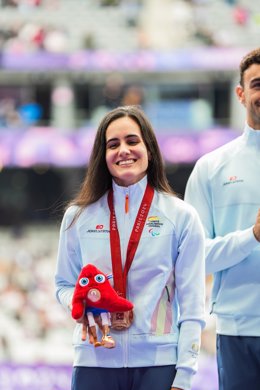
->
[1, 0, 43, 7]
[0, 225, 74, 364]
[0, 23, 69, 54]
[0, 81, 144, 130]
[0, 96, 42, 129]
[0, 0, 259, 55]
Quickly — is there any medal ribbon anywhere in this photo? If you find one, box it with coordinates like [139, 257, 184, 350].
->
[108, 184, 154, 298]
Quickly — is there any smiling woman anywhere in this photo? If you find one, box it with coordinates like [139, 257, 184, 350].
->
[55, 105, 206, 390]
[105, 116, 149, 187]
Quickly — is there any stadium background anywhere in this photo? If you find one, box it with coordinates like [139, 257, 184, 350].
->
[0, 1, 258, 389]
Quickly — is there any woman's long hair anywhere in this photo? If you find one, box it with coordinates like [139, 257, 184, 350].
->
[69, 105, 175, 220]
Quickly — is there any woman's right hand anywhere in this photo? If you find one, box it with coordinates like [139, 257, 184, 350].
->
[69, 301, 89, 340]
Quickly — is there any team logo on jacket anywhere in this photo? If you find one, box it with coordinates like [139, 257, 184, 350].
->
[86, 224, 109, 233]
[147, 216, 159, 222]
[146, 216, 163, 236]
[223, 175, 244, 186]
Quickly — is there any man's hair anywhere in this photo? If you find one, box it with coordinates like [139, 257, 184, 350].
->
[239, 48, 260, 86]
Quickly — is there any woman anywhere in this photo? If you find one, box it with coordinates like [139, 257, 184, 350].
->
[55, 105, 205, 390]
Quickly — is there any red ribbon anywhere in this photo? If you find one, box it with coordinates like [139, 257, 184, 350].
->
[108, 184, 154, 298]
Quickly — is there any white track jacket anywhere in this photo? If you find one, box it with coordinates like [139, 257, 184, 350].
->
[55, 176, 205, 390]
[185, 124, 260, 337]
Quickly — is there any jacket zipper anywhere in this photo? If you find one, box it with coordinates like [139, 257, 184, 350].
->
[123, 188, 129, 367]
[125, 193, 129, 214]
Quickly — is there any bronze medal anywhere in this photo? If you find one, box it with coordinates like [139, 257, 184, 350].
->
[111, 309, 134, 330]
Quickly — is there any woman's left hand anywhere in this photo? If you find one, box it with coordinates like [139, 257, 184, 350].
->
[171, 388, 183, 390]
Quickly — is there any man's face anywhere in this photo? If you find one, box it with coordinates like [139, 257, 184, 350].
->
[236, 63, 260, 129]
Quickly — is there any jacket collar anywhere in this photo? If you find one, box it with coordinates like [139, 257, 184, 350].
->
[112, 175, 148, 196]
[112, 175, 148, 212]
[243, 123, 260, 149]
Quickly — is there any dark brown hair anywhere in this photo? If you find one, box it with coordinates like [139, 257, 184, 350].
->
[239, 48, 260, 86]
[69, 105, 174, 218]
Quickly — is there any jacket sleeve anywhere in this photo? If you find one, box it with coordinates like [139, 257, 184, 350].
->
[184, 158, 258, 275]
[55, 206, 83, 312]
[172, 206, 206, 390]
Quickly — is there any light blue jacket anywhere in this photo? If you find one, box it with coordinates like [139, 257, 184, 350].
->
[185, 124, 260, 336]
[55, 176, 205, 390]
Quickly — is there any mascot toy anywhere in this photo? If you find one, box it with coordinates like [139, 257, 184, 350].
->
[71, 264, 133, 348]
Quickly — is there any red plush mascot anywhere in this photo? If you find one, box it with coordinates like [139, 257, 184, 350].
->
[71, 264, 133, 348]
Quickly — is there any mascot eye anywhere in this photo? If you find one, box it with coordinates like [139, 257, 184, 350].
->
[79, 277, 89, 287]
[94, 274, 105, 283]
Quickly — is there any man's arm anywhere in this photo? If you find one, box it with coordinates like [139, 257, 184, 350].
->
[184, 159, 259, 275]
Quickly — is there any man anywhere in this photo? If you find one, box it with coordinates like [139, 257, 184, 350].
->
[184, 48, 260, 390]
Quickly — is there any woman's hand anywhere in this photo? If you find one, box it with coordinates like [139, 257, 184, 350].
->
[69, 301, 89, 340]
[171, 387, 183, 390]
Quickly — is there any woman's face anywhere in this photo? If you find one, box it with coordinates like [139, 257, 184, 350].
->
[105, 116, 149, 187]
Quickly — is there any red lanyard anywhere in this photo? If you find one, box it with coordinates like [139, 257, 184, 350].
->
[108, 184, 154, 298]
